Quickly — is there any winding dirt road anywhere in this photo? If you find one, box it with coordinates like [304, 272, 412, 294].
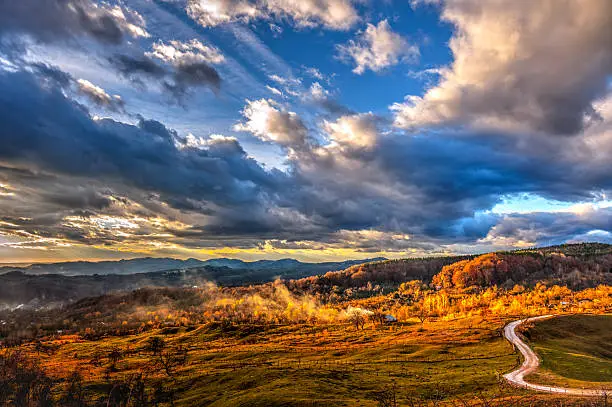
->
[503, 316, 608, 397]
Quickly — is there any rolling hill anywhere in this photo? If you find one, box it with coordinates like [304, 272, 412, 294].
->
[0, 257, 384, 309]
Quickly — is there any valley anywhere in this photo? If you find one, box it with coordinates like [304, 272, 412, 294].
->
[1, 244, 611, 406]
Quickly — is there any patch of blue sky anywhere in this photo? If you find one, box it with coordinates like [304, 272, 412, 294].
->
[491, 193, 612, 215]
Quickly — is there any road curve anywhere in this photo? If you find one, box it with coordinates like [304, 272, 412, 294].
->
[503, 316, 609, 397]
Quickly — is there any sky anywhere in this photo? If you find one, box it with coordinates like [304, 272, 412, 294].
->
[0, 0, 611, 263]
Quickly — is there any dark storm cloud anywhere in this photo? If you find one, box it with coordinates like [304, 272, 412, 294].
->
[268, 109, 612, 246]
[0, 165, 118, 237]
[110, 54, 168, 81]
[0, 177, 97, 246]
[1, 63, 611, 253]
[28, 62, 127, 112]
[43, 187, 113, 211]
[482, 208, 612, 247]
[30, 63, 73, 88]
[374, 129, 612, 218]
[272, 132, 506, 241]
[137, 117, 178, 141]
[0, 69, 276, 214]
[0, 0, 145, 45]
[166, 62, 222, 97]
[109, 54, 223, 101]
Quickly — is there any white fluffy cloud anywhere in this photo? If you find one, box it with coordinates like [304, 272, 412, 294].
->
[266, 85, 283, 96]
[393, 0, 612, 135]
[76, 78, 124, 111]
[234, 99, 309, 148]
[338, 20, 418, 74]
[323, 113, 378, 150]
[308, 82, 329, 100]
[235, 97, 379, 152]
[146, 39, 225, 66]
[107, 5, 150, 39]
[186, 0, 359, 30]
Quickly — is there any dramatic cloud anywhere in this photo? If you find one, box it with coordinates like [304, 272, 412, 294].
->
[110, 47, 223, 101]
[26, 63, 125, 112]
[0, 69, 280, 223]
[227, 86, 612, 243]
[139, 39, 225, 98]
[186, 0, 359, 30]
[3, 64, 612, 257]
[323, 113, 379, 150]
[167, 61, 222, 97]
[338, 20, 418, 74]
[147, 39, 225, 66]
[393, 0, 612, 135]
[263, 229, 431, 253]
[76, 78, 125, 111]
[1, 0, 611, 260]
[480, 206, 612, 248]
[234, 99, 310, 150]
[109, 54, 168, 86]
[29, 63, 74, 88]
[0, 0, 148, 45]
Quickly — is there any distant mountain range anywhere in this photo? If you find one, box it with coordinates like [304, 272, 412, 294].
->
[4, 242, 610, 310]
[0, 257, 385, 309]
[0, 257, 386, 277]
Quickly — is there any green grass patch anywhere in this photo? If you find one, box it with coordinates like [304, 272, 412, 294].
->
[525, 314, 612, 385]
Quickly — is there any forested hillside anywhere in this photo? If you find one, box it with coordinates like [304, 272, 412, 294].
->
[288, 244, 612, 301]
[432, 252, 612, 289]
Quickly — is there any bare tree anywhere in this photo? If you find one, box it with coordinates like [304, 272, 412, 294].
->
[370, 310, 387, 328]
[156, 345, 188, 378]
[349, 313, 366, 330]
[107, 347, 123, 372]
[415, 304, 429, 325]
[374, 382, 398, 407]
[59, 371, 88, 407]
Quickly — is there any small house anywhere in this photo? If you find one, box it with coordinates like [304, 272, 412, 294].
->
[384, 314, 397, 323]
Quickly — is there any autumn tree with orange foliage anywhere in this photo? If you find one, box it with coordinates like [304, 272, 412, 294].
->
[433, 254, 509, 289]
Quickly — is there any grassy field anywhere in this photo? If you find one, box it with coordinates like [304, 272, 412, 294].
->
[15, 316, 540, 406]
[524, 315, 612, 389]
[9, 313, 612, 405]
